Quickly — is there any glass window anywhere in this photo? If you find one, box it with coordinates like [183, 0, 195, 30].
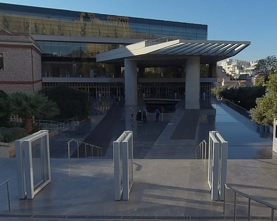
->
[0, 53, 3, 70]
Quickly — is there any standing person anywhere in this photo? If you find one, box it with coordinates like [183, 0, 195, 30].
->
[130, 107, 134, 120]
[136, 110, 142, 123]
[143, 110, 147, 123]
[155, 108, 160, 121]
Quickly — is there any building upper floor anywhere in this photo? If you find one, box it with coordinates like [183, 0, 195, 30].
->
[0, 3, 207, 41]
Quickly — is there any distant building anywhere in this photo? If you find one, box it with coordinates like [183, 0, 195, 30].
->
[221, 59, 257, 79]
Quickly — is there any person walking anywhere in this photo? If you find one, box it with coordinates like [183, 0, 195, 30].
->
[136, 110, 142, 123]
[155, 108, 160, 121]
[143, 110, 147, 123]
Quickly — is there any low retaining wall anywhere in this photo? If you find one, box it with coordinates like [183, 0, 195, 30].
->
[0, 141, 15, 158]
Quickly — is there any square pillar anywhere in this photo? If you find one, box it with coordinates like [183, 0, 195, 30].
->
[124, 59, 137, 106]
[185, 56, 200, 109]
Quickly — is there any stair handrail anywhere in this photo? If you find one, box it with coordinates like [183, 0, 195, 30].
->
[223, 183, 277, 221]
[67, 139, 102, 159]
[194, 140, 207, 159]
[0, 179, 11, 212]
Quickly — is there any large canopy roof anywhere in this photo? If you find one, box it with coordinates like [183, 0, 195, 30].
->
[96, 38, 250, 66]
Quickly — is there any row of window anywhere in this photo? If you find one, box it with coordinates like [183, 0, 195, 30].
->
[0, 14, 207, 40]
[38, 41, 122, 58]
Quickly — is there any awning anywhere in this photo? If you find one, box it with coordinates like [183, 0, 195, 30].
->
[96, 38, 250, 65]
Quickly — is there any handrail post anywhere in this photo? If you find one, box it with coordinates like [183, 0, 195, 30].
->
[204, 141, 207, 159]
[7, 181, 11, 212]
[271, 208, 274, 221]
[68, 142, 70, 160]
[77, 141, 79, 158]
[85, 144, 87, 157]
[234, 192, 237, 221]
[223, 184, 226, 214]
[248, 198, 251, 221]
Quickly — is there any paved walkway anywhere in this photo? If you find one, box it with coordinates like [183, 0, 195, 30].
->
[1, 158, 277, 220]
[1, 97, 277, 220]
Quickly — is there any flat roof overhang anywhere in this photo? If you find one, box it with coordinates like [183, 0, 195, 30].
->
[96, 38, 251, 66]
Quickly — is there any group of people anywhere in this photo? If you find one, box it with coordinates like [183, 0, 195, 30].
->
[136, 110, 148, 123]
[132, 108, 160, 123]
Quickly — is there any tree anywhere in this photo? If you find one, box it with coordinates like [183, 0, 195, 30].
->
[254, 55, 277, 75]
[0, 90, 10, 126]
[250, 65, 277, 125]
[0, 92, 60, 134]
[40, 85, 90, 120]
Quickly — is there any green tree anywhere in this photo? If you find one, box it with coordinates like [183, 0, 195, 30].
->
[40, 85, 90, 120]
[250, 65, 277, 125]
[254, 55, 277, 75]
[0, 90, 10, 126]
[0, 92, 60, 134]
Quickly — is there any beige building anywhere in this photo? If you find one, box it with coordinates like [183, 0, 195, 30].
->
[0, 30, 42, 94]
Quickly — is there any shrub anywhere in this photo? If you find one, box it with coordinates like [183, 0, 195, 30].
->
[40, 85, 90, 121]
[0, 127, 27, 143]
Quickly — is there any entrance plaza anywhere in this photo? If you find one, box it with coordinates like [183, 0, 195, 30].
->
[1, 98, 277, 221]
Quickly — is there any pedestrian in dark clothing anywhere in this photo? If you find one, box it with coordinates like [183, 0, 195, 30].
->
[143, 110, 147, 123]
[155, 108, 160, 121]
[136, 110, 142, 123]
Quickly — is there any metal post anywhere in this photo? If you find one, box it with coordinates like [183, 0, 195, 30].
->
[67, 142, 70, 160]
[204, 141, 207, 159]
[77, 141, 79, 158]
[85, 144, 87, 157]
[271, 208, 274, 221]
[201, 143, 204, 159]
[234, 192, 237, 221]
[91, 146, 93, 157]
[7, 181, 11, 212]
[223, 185, 226, 214]
[248, 198, 251, 221]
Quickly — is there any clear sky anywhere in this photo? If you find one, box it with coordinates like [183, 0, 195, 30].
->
[1, 0, 277, 62]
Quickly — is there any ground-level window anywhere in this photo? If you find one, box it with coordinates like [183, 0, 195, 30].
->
[0, 53, 3, 70]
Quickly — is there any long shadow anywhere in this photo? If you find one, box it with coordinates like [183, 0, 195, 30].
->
[72, 100, 124, 157]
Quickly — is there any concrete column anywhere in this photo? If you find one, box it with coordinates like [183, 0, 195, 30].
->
[185, 56, 200, 109]
[209, 62, 217, 78]
[124, 59, 137, 106]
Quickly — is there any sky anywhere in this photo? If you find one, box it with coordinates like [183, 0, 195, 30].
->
[1, 0, 277, 62]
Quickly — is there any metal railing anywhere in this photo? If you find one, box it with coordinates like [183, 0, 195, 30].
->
[35, 119, 65, 131]
[0, 179, 11, 212]
[194, 140, 207, 159]
[223, 184, 277, 221]
[67, 139, 102, 159]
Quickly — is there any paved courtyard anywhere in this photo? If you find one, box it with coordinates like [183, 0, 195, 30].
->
[0, 97, 277, 220]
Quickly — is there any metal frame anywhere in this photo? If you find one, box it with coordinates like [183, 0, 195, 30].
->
[113, 131, 133, 201]
[15, 130, 50, 199]
[208, 131, 228, 201]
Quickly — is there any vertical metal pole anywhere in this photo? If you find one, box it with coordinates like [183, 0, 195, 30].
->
[91, 146, 93, 157]
[271, 208, 274, 221]
[223, 185, 226, 214]
[67, 142, 70, 160]
[85, 144, 87, 157]
[77, 142, 79, 158]
[234, 192, 237, 221]
[204, 141, 207, 159]
[7, 181, 11, 212]
[202, 143, 204, 159]
[248, 198, 251, 221]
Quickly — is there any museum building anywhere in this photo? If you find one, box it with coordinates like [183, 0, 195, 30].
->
[0, 3, 250, 108]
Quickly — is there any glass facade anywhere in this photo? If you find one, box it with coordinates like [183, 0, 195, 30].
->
[0, 3, 207, 40]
